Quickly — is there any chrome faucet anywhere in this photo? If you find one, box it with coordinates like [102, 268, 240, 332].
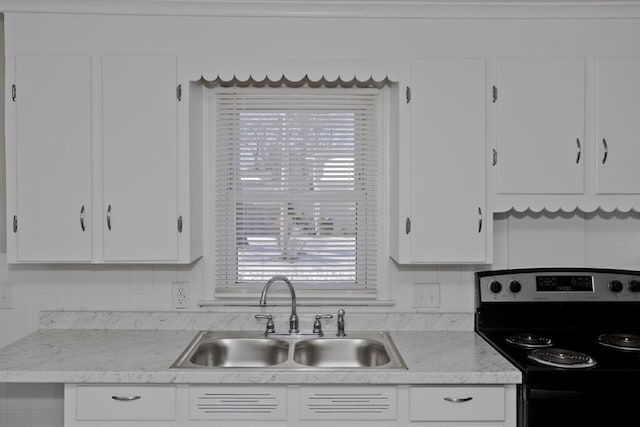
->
[259, 275, 299, 334]
[336, 308, 346, 336]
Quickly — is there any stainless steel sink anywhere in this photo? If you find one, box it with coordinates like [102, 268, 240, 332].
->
[293, 337, 391, 368]
[171, 331, 406, 370]
[171, 332, 289, 368]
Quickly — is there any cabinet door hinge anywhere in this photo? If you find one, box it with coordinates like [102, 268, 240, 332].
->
[11, 84, 16, 102]
[12, 215, 17, 233]
[406, 86, 411, 104]
[405, 217, 411, 235]
[492, 148, 498, 166]
[492, 85, 498, 103]
[176, 84, 182, 101]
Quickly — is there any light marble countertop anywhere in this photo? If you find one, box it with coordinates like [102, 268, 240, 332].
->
[0, 328, 521, 384]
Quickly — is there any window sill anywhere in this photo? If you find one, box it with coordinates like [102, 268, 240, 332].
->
[198, 298, 395, 307]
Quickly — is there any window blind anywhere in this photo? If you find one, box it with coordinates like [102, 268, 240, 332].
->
[214, 87, 379, 292]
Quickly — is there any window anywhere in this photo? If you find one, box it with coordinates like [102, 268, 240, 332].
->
[213, 85, 381, 295]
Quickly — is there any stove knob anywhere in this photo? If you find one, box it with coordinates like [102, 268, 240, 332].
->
[509, 280, 522, 294]
[489, 281, 502, 294]
[628, 280, 640, 293]
[608, 280, 623, 293]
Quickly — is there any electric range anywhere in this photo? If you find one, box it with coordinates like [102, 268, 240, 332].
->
[475, 267, 640, 427]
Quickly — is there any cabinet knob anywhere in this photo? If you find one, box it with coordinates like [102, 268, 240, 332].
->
[602, 138, 608, 164]
[576, 138, 582, 164]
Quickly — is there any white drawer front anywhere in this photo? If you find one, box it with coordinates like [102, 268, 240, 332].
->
[189, 385, 287, 420]
[300, 386, 397, 420]
[410, 386, 505, 421]
[76, 385, 176, 421]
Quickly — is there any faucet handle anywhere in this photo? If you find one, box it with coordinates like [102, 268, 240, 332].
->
[312, 314, 334, 336]
[255, 314, 275, 335]
[336, 308, 346, 337]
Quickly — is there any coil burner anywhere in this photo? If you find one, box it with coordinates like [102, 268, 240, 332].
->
[528, 348, 597, 369]
[506, 334, 553, 349]
[598, 333, 640, 352]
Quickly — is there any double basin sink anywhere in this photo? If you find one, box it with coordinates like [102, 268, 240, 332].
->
[171, 331, 406, 370]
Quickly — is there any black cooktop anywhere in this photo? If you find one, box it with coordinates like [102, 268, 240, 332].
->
[479, 329, 640, 386]
[475, 268, 640, 388]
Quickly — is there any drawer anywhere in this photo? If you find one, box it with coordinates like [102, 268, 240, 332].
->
[410, 386, 505, 421]
[75, 385, 176, 421]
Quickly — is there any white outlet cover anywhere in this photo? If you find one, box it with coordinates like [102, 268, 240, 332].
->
[412, 283, 440, 308]
[172, 282, 189, 309]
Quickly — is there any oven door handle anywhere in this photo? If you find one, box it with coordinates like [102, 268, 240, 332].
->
[529, 388, 638, 401]
[529, 389, 587, 401]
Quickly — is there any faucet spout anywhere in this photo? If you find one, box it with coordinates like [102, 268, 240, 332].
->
[259, 275, 299, 334]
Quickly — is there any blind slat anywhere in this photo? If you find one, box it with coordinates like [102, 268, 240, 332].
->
[214, 87, 379, 289]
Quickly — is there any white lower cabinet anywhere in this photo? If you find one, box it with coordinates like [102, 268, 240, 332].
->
[65, 384, 516, 426]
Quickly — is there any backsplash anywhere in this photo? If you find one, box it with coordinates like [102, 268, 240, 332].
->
[38, 310, 473, 332]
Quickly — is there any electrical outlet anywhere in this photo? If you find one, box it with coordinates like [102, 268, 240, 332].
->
[0, 282, 13, 309]
[172, 282, 189, 309]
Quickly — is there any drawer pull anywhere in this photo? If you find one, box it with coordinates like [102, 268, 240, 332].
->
[111, 395, 141, 401]
[444, 396, 473, 403]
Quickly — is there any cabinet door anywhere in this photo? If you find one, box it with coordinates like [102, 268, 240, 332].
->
[408, 59, 487, 263]
[596, 57, 640, 194]
[496, 58, 585, 194]
[13, 55, 92, 262]
[102, 56, 178, 262]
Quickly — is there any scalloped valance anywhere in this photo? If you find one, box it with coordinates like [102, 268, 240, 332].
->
[492, 201, 640, 215]
[195, 59, 403, 85]
[200, 75, 392, 88]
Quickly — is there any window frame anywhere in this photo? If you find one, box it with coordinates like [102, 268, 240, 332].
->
[204, 83, 392, 302]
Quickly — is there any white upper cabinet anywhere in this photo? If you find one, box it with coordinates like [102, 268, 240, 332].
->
[595, 57, 640, 194]
[101, 55, 181, 262]
[6, 54, 202, 264]
[391, 58, 488, 264]
[8, 55, 92, 262]
[495, 58, 585, 195]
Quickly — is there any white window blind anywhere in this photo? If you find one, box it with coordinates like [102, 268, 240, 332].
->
[214, 87, 379, 292]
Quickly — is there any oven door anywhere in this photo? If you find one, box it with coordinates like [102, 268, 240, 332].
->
[523, 385, 640, 427]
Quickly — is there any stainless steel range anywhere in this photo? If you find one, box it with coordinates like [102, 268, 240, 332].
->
[475, 267, 640, 427]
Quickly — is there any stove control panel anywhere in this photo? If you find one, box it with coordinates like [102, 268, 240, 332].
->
[477, 268, 640, 302]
